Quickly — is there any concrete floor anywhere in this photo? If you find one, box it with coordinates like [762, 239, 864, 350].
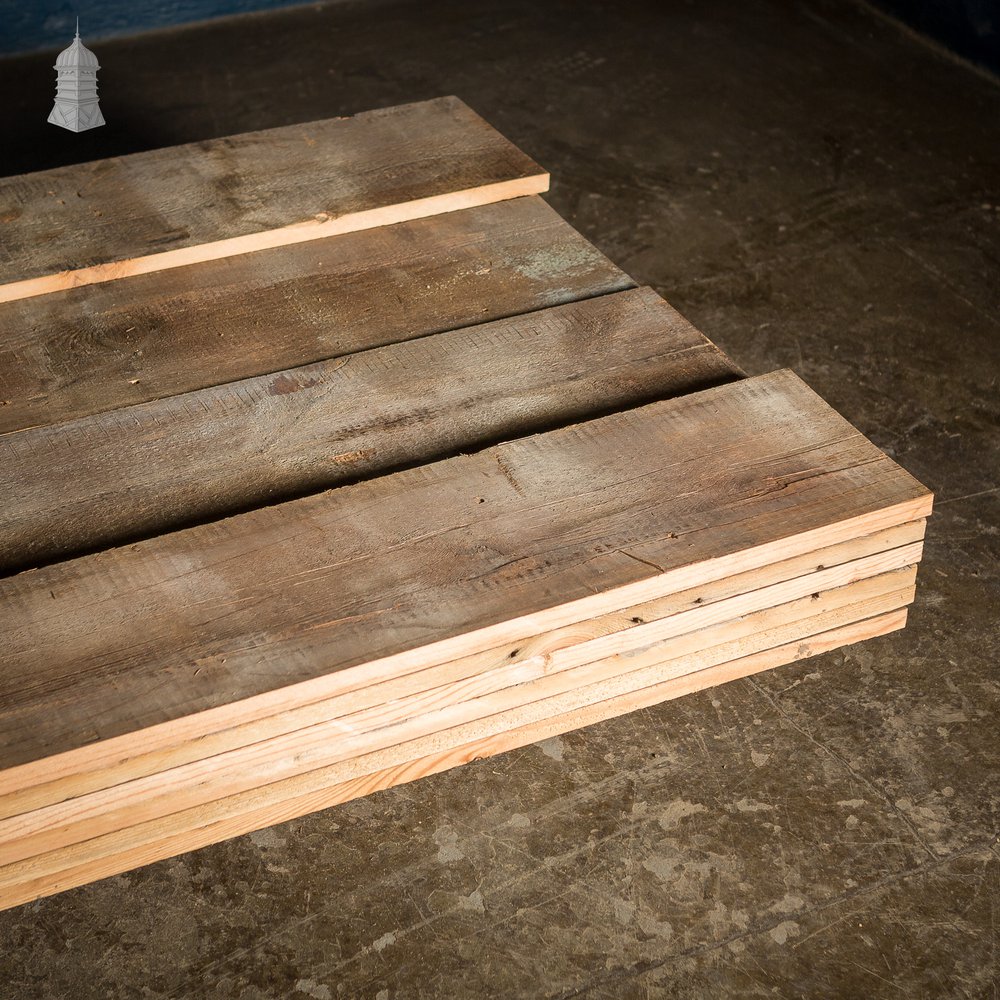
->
[1, 1, 998, 996]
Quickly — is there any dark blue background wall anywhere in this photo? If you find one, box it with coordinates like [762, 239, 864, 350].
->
[1, 0, 997, 74]
[871, 0, 999, 73]
[0, 0, 309, 56]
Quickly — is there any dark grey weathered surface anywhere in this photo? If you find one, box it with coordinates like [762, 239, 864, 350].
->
[0, 0, 996, 998]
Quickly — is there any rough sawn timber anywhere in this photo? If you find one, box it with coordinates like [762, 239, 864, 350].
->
[0, 287, 740, 573]
[0, 197, 627, 434]
[0, 566, 917, 868]
[0, 519, 925, 816]
[0, 370, 932, 773]
[0, 97, 549, 303]
[0, 609, 907, 911]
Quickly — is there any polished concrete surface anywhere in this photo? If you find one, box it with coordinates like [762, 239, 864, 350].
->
[0, 1, 998, 996]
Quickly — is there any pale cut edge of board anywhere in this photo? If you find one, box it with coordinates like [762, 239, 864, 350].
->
[0, 522, 925, 817]
[0, 176, 550, 304]
[0, 573, 914, 868]
[0, 609, 906, 912]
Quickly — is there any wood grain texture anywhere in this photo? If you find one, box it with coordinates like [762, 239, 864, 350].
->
[0, 520, 925, 815]
[0, 608, 907, 911]
[0, 196, 628, 434]
[0, 370, 932, 771]
[0, 287, 740, 573]
[0, 568, 916, 867]
[0, 97, 548, 302]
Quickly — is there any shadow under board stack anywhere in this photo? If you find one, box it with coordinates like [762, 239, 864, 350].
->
[0, 97, 932, 910]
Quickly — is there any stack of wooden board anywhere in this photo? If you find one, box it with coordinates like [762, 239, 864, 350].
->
[0, 97, 932, 910]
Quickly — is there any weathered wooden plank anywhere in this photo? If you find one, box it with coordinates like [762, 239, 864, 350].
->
[0, 370, 932, 771]
[0, 520, 925, 815]
[0, 196, 628, 434]
[0, 566, 917, 867]
[0, 97, 548, 303]
[0, 287, 740, 574]
[0, 604, 908, 908]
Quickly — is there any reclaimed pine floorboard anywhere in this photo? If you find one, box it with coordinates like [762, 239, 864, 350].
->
[0, 197, 626, 434]
[0, 370, 932, 774]
[0, 287, 741, 573]
[0, 97, 548, 303]
[0, 608, 908, 911]
[0, 566, 917, 868]
[0, 519, 925, 815]
[0, 95, 935, 915]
